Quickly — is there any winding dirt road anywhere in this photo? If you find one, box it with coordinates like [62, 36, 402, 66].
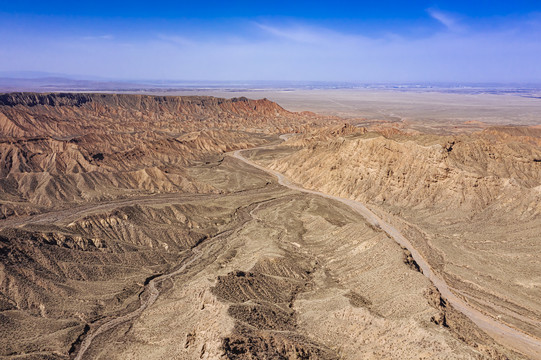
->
[232, 144, 541, 360]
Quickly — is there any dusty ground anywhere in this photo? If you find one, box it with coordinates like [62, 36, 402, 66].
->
[0, 152, 524, 360]
[68, 156, 510, 359]
[1, 92, 539, 359]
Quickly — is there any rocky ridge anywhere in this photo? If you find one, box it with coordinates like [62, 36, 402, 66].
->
[0, 93, 335, 217]
[267, 125, 541, 344]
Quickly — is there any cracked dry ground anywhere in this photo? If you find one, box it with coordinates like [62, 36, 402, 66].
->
[1, 154, 517, 360]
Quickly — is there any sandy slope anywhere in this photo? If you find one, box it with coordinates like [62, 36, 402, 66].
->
[233, 145, 541, 359]
[256, 128, 541, 359]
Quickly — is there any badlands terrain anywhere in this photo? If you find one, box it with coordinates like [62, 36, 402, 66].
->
[0, 91, 540, 359]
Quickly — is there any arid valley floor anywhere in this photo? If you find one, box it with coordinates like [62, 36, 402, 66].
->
[0, 91, 540, 359]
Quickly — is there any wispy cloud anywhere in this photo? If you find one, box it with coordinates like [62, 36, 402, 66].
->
[255, 23, 328, 44]
[427, 8, 465, 32]
[82, 34, 114, 40]
[2, 15, 540, 83]
[156, 34, 195, 46]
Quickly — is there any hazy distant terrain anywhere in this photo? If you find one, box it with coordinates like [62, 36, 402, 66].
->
[2, 75, 540, 129]
[177, 88, 541, 131]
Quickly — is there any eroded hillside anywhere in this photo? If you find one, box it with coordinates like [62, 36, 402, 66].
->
[0, 93, 335, 218]
[0, 93, 337, 359]
[0, 93, 537, 360]
[264, 124, 541, 346]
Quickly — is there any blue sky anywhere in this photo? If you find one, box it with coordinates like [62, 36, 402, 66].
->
[1, 1, 540, 82]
